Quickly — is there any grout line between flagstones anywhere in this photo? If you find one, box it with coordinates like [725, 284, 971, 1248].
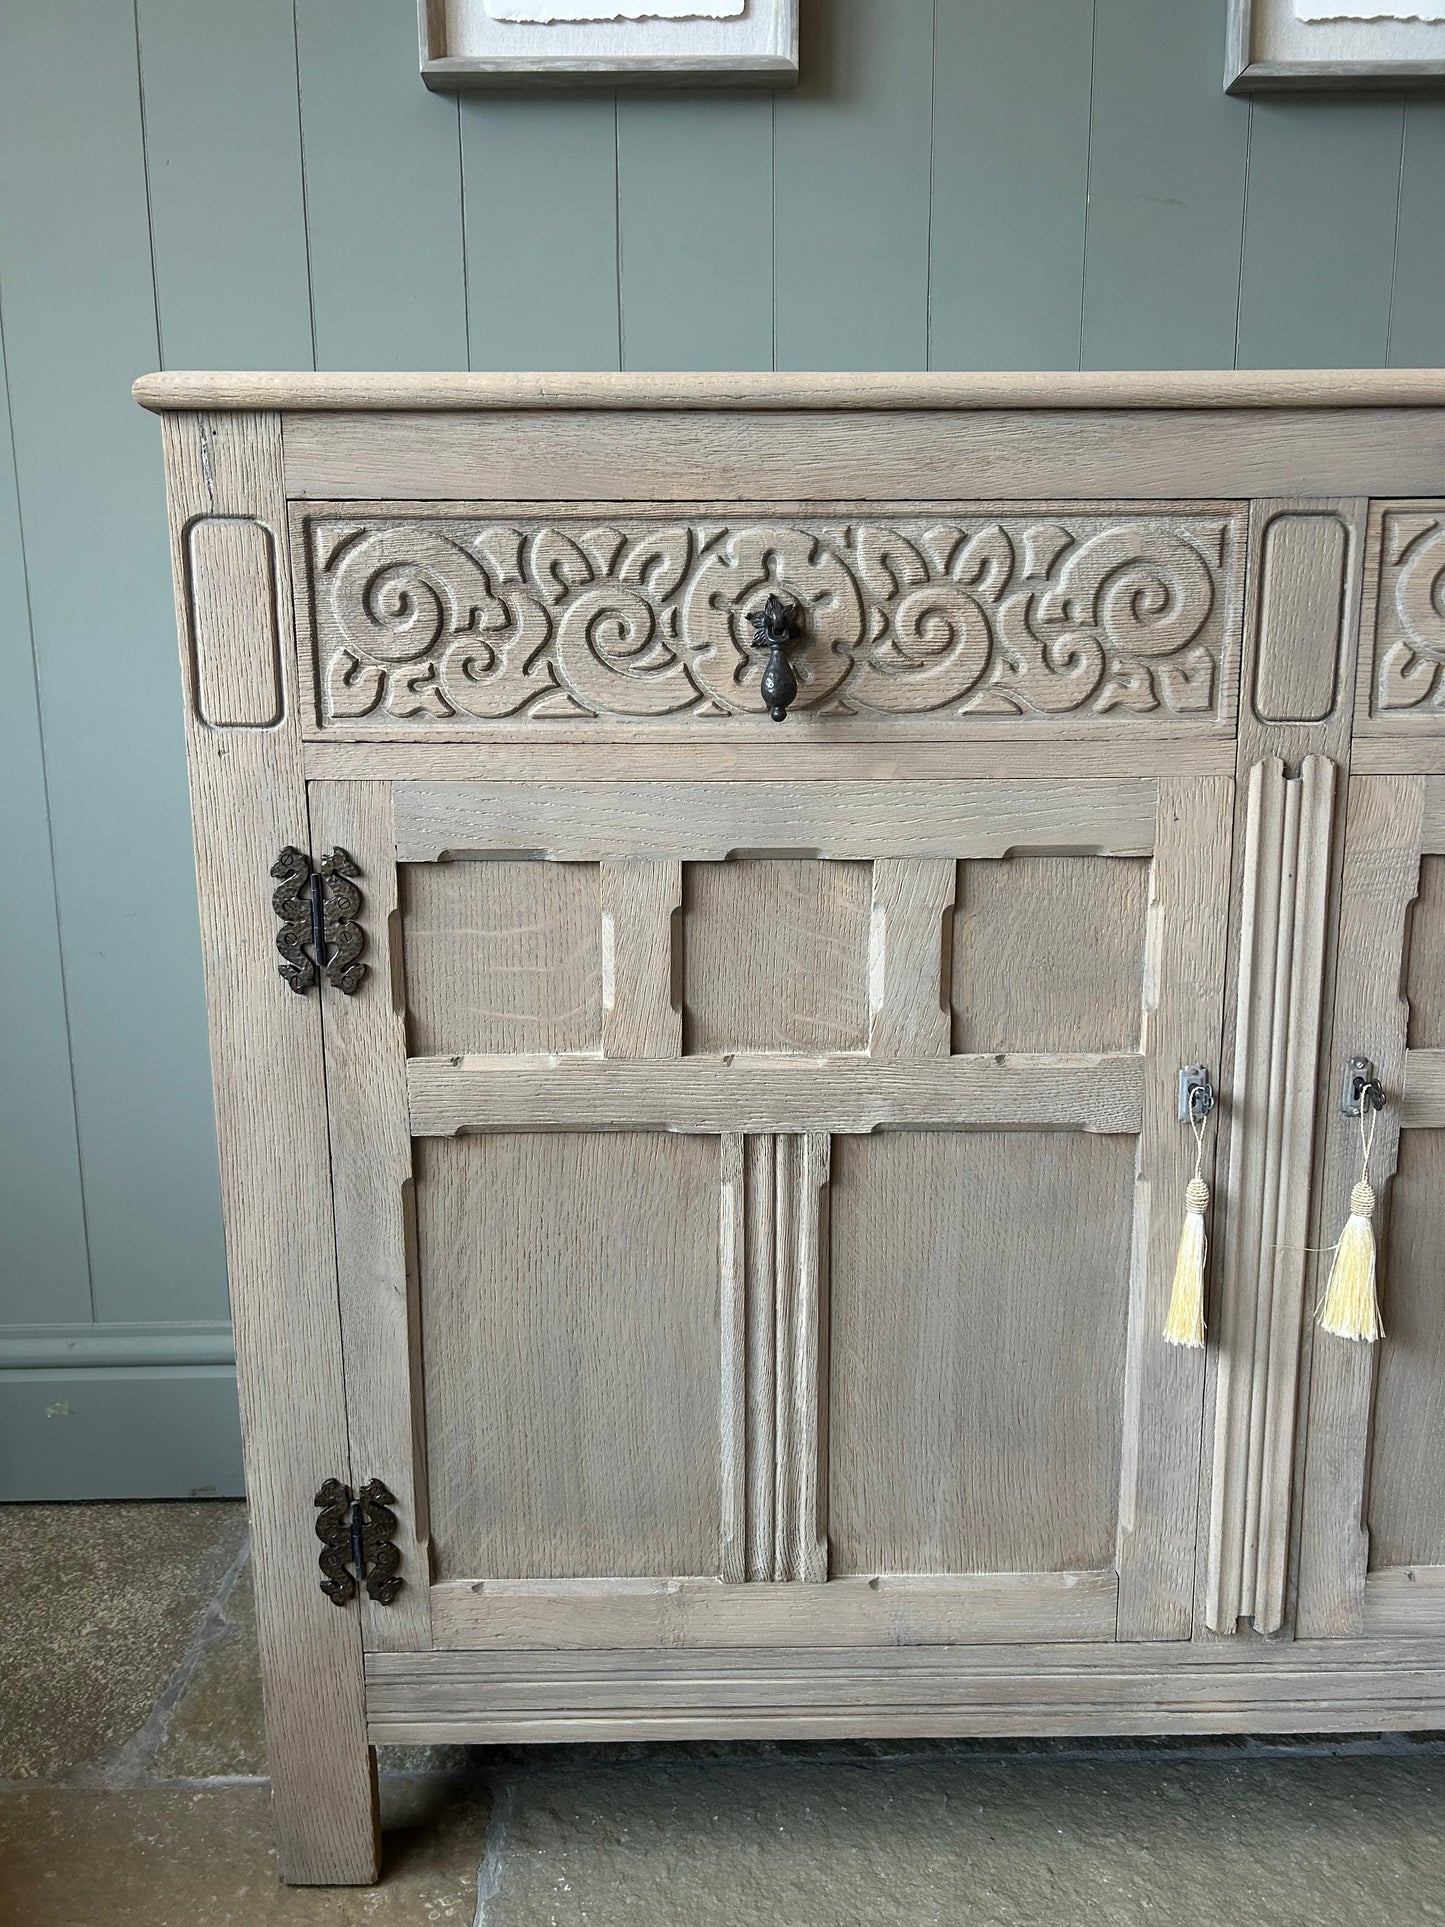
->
[70, 1527, 254, 1792]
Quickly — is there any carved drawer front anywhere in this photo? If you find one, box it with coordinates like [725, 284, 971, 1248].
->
[292, 503, 1246, 734]
[1356, 502, 1445, 731]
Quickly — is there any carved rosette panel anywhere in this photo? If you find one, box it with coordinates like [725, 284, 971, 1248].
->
[1369, 508, 1445, 719]
[299, 509, 1242, 729]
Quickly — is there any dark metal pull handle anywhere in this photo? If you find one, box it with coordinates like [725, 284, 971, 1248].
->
[748, 594, 805, 722]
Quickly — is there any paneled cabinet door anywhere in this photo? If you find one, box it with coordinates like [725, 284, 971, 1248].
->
[1299, 776, 1445, 1639]
[309, 773, 1231, 1658]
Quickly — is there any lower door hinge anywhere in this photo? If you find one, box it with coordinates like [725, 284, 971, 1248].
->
[270, 847, 367, 996]
[313, 1479, 403, 1606]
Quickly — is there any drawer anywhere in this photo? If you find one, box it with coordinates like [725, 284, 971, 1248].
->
[290, 500, 1247, 738]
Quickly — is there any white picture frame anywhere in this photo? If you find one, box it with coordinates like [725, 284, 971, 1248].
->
[419, 0, 799, 88]
[1227, 0, 1445, 91]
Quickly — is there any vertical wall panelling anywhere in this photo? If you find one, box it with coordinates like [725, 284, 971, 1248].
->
[1388, 102, 1445, 366]
[0, 311, 91, 1327]
[136, 0, 313, 370]
[0, 0, 226, 1331]
[1083, 0, 1252, 371]
[0, 0, 1439, 1498]
[773, 0, 934, 371]
[928, 0, 1092, 371]
[1236, 98, 1405, 368]
[618, 95, 774, 373]
[461, 96, 621, 373]
[295, 0, 467, 370]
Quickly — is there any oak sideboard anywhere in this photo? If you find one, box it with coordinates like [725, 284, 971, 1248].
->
[135, 369, 1445, 1885]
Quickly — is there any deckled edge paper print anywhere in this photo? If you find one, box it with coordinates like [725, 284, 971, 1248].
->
[487, 0, 744, 19]
[1293, 1, 1445, 18]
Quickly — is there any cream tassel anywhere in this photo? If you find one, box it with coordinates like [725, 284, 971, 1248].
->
[1319, 1109, 1383, 1343]
[1164, 1110, 1210, 1349]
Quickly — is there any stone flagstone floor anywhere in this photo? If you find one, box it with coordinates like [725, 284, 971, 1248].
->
[3, 1500, 1445, 1925]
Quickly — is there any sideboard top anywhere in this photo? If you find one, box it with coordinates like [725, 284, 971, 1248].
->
[133, 368, 1445, 415]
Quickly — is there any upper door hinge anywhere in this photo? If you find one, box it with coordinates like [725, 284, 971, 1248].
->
[313, 1478, 403, 1606]
[270, 847, 367, 996]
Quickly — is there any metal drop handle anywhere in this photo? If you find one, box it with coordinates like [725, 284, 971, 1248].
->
[748, 594, 805, 722]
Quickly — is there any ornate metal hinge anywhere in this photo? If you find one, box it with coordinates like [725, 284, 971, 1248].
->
[270, 847, 367, 995]
[313, 1478, 404, 1606]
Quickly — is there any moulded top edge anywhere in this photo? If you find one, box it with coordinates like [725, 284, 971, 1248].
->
[131, 368, 1445, 416]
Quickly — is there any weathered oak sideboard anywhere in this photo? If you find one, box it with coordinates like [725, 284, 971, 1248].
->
[135, 369, 1445, 1885]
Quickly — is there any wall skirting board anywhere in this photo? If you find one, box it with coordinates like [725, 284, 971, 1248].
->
[0, 1326, 242, 1501]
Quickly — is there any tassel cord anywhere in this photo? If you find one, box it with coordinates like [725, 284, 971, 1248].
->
[1163, 1105, 1211, 1350]
[1317, 1104, 1384, 1342]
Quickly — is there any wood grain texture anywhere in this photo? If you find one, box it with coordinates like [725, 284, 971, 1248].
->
[309, 783, 431, 1655]
[719, 1134, 748, 1587]
[828, 1130, 1135, 1579]
[773, 1133, 829, 1585]
[682, 861, 870, 1055]
[291, 500, 1241, 737]
[1207, 759, 1291, 1635]
[1115, 778, 1233, 1640]
[1296, 777, 1424, 1639]
[867, 859, 954, 1058]
[1401, 1048, 1445, 1126]
[743, 1134, 777, 1583]
[1405, 857, 1445, 1044]
[365, 1636, 1445, 1742]
[400, 859, 602, 1055]
[134, 370, 1445, 415]
[277, 408, 1445, 505]
[393, 780, 1160, 863]
[952, 857, 1149, 1054]
[417, 1131, 722, 1581]
[1366, 1113, 1445, 1569]
[306, 739, 1236, 783]
[602, 861, 681, 1058]
[1250, 510, 1350, 725]
[158, 413, 376, 1883]
[1362, 1565, 1445, 1635]
[407, 1052, 1145, 1137]
[184, 517, 283, 727]
[426, 1570, 1116, 1651]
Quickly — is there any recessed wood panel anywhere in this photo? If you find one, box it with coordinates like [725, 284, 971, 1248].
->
[1250, 511, 1348, 726]
[952, 856, 1149, 1053]
[1406, 856, 1445, 1048]
[828, 1131, 1134, 1577]
[418, 1132, 722, 1582]
[682, 859, 871, 1054]
[401, 860, 601, 1054]
[1368, 1128, 1445, 1570]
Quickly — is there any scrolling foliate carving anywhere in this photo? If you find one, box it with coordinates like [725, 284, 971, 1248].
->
[1370, 509, 1445, 718]
[302, 509, 1240, 728]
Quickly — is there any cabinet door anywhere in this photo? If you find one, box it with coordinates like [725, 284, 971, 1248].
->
[311, 772, 1231, 1657]
[1299, 776, 1445, 1638]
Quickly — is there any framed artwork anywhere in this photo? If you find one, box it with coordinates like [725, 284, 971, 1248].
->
[419, 0, 799, 87]
[1228, 0, 1445, 91]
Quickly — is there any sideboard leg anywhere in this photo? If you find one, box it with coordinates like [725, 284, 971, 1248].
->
[155, 406, 384, 1887]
